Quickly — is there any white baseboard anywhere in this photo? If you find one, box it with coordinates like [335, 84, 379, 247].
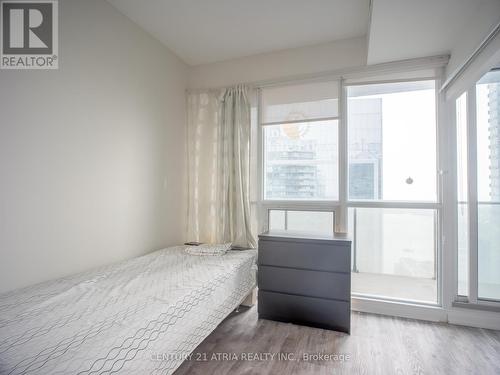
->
[352, 296, 447, 322]
[352, 296, 500, 330]
[447, 308, 500, 330]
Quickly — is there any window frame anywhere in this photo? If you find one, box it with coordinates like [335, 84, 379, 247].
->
[258, 78, 442, 224]
[454, 91, 469, 300]
[452, 72, 500, 309]
[257, 75, 443, 307]
[344, 78, 440, 205]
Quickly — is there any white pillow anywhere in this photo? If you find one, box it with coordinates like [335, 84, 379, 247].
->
[184, 243, 232, 256]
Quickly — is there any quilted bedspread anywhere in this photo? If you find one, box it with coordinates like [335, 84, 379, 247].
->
[0, 246, 257, 374]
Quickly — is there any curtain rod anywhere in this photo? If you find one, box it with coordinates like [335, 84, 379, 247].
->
[186, 55, 449, 94]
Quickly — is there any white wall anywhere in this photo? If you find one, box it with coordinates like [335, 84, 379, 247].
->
[0, 0, 188, 293]
[188, 37, 367, 89]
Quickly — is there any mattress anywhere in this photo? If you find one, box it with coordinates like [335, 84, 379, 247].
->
[0, 246, 257, 374]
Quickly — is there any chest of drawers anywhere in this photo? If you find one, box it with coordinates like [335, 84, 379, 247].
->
[257, 231, 352, 333]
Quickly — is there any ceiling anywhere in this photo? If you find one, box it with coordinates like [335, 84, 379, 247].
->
[107, 0, 370, 66]
[367, 0, 485, 65]
[108, 0, 493, 68]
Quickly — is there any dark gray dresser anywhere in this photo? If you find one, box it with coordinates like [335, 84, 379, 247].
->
[257, 231, 351, 333]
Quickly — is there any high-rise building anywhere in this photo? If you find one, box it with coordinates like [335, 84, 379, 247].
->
[265, 126, 323, 199]
[264, 99, 384, 201]
[488, 82, 500, 201]
[348, 98, 383, 200]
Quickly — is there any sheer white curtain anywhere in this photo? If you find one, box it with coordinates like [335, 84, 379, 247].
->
[187, 86, 256, 248]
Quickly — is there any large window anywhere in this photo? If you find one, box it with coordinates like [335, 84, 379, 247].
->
[262, 81, 339, 201]
[347, 81, 437, 202]
[259, 77, 440, 304]
[258, 64, 500, 313]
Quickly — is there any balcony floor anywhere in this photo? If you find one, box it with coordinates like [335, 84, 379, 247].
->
[352, 272, 437, 303]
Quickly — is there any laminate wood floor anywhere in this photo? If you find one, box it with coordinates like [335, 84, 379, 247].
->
[175, 305, 500, 375]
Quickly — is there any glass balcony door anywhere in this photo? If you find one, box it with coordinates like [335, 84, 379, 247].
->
[455, 69, 500, 305]
[476, 71, 500, 301]
[347, 80, 439, 304]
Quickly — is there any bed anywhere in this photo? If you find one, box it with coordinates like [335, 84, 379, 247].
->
[0, 246, 257, 374]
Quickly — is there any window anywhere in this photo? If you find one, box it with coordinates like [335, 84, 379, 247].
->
[347, 81, 437, 202]
[257, 64, 500, 313]
[262, 81, 339, 201]
[349, 208, 437, 303]
[455, 69, 500, 305]
[259, 76, 441, 305]
[476, 71, 500, 301]
[268, 210, 334, 236]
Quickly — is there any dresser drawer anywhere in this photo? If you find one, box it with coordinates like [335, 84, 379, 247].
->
[258, 265, 350, 301]
[258, 290, 350, 333]
[258, 239, 350, 273]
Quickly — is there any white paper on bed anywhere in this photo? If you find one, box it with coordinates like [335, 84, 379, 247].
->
[0, 246, 256, 374]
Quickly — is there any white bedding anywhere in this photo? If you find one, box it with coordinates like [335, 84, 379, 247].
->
[0, 246, 257, 374]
